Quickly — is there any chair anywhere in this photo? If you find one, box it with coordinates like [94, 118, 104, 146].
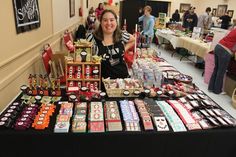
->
[42, 44, 66, 84]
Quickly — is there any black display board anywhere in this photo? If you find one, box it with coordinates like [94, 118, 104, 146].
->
[12, 0, 41, 34]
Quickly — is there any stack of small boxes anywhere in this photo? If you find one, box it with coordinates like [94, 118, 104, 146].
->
[88, 102, 105, 133]
[0, 102, 24, 129]
[14, 104, 39, 130]
[54, 102, 73, 133]
[32, 103, 56, 130]
[134, 99, 154, 131]
[104, 101, 122, 131]
[72, 102, 87, 132]
[120, 100, 140, 131]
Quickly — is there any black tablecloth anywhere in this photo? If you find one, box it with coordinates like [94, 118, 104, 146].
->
[1, 128, 236, 157]
[1, 90, 236, 157]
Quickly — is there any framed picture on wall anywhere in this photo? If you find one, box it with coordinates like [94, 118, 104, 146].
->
[228, 10, 234, 18]
[12, 0, 41, 34]
[179, 3, 191, 13]
[217, 5, 227, 17]
[69, 0, 75, 17]
[212, 8, 217, 17]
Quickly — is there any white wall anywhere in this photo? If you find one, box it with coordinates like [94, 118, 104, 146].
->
[193, 0, 236, 19]
[152, 0, 235, 19]
[52, 0, 81, 33]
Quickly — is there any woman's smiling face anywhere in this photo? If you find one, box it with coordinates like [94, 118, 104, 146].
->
[101, 12, 117, 34]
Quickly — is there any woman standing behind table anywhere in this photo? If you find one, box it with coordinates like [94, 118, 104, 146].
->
[208, 28, 236, 94]
[86, 9, 135, 79]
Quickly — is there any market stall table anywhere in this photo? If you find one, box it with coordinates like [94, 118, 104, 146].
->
[1, 92, 236, 157]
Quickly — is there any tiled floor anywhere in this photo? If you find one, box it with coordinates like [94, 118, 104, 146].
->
[155, 45, 236, 118]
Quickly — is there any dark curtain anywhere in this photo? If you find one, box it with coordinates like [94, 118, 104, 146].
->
[120, 0, 169, 33]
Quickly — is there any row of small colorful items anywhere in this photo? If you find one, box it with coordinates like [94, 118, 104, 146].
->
[15, 104, 39, 130]
[0, 101, 40, 130]
[54, 102, 73, 133]
[178, 94, 236, 129]
[32, 103, 56, 130]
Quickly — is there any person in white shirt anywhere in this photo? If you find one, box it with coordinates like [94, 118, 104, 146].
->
[197, 7, 212, 34]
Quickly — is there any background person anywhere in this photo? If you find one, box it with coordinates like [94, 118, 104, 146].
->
[197, 7, 212, 34]
[138, 5, 155, 44]
[217, 11, 232, 30]
[208, 28, 236, 94]
[95, 3, 104, 20]
[171, 9, 180, 22]
[183, 7, 198, 31]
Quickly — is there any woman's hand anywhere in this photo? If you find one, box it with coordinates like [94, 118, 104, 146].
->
[124, 33, 135, 52]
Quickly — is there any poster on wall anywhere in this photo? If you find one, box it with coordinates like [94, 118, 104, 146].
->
[13, 0, 41, 34]
[69, 0, 75, 17]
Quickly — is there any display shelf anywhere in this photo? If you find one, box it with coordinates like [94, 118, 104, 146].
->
[66, 61, 101, 92]
[66, 62, 100, 65]
[66, 78, 84, 81]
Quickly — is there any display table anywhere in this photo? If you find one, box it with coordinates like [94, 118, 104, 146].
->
[1, 123, 236, 157]
[180, 37, 211, 59]
[1, 91, 236, 157]
[155, 29, 211, 58]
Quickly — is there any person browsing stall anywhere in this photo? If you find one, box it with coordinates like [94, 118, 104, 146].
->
[138, 5, 155, 40]
[197, 7, 212, 34]
[208, 28, 236, 94]
[183, 7, 198, 31]
[87, 9, 135, 79]
[172, 9, 180, 22]
[217, 11, 231, 30]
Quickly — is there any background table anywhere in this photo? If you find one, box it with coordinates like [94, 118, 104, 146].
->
[155, 29, 211, 59]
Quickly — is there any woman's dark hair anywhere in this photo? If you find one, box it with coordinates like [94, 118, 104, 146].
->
[98, 3, 103, 10]
[93, 9, 122, 43]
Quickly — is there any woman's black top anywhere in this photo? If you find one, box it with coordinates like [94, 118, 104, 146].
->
[86, 32, 130, 79]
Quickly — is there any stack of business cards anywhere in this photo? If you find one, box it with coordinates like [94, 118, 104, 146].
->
[89, 102, 105, 133]
[54, 102, 73, 133]
[72, 102, 87, 133]
[134, 99, 154, 131]
[120, 100, 140, 131]
[105, 101, 122, 131]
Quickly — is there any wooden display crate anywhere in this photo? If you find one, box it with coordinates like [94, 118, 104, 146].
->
[66, 61, 101, 92]
[74, 42, 93, 62]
